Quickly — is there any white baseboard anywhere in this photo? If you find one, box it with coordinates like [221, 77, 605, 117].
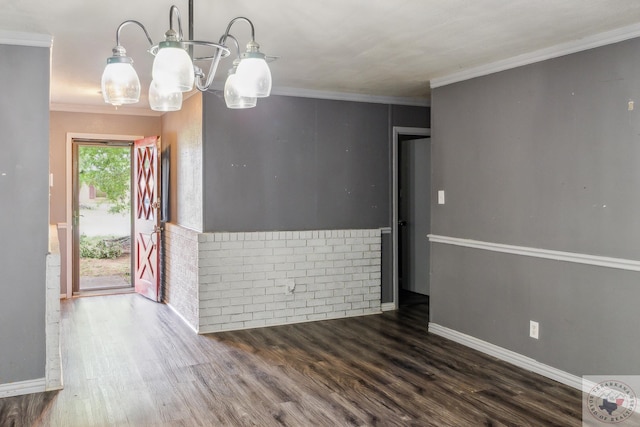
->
[0, 377, 46, 398]
[198, 310, 382, 335]
[381, 302, 396, 311]
[45, 382, 64, 392]
[428, 323, 588, 392]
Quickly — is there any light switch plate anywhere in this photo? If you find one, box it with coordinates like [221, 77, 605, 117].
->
[438, 190, 445, 205]
[530, 320, 539, 339]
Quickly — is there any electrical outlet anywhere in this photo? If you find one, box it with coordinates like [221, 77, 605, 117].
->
[529, 320, 539, 339]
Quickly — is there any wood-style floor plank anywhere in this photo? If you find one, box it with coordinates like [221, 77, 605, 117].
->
[0, 294, 583, 426]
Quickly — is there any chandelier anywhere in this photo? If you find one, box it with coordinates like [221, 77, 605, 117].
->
[101, 5, 272, 111]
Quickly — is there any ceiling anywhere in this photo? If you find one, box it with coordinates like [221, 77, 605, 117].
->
[3, 0, 640, 114]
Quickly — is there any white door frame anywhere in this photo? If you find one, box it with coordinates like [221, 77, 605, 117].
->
[392, 126, 430, 309]
[64, 132, 142, 298]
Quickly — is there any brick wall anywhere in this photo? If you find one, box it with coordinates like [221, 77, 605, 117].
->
[45, 252, 62, 391]
[198, 229, 382, 333]
[164, 223, 199, 330]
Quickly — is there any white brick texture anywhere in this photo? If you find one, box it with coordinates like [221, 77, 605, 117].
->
[164, 224, 199, 330]
[197, 229, 382, 333]
[45, 253, 62, 391]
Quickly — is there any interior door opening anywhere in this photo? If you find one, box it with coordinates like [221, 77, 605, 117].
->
[392, 127, 431, 311]
[72, 139, 134, 296]
[398, 136, 431, 307]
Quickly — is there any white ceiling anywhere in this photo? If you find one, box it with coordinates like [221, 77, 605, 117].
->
[3, 0, 640, 114]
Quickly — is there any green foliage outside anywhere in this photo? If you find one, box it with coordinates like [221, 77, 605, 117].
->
[79, 146, 130, 213]
[79, 235, 123, 259]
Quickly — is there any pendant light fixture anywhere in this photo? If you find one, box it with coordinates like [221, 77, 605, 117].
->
[235, 51, 272, 98]
[101, 4, 273, 111]
[220, 18, 272, 99]
[149, 80, 183, 111]
[101, 54, 140, 106]
[101, 20, 153, 106]
[222, 35, 257, 109]
[151, 7, 194, 93]
[224, 61, 257, 109]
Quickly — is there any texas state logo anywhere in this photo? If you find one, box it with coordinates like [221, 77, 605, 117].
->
[587, 380, 637, 424]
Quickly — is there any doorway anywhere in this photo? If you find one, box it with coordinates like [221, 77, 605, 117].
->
[392, 127, 431, 309]
[70, 137, 136, 296]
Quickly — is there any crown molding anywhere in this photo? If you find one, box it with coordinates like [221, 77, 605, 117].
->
[50, 103, 163, 117]
[0, 30, 52, 48]
[431, 22, 640, 89]
[52, 84, 430, 115]
[205, 82, 430, 106]
[50, 90, 200, 116]
[272, 86, 430, 107]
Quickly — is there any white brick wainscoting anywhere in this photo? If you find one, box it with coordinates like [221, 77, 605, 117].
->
[164, 227, 382, 334]
[45, 251, 62, 391]
[46, 225, 63, 393]
[165, 224, 200, 331]
[198, 229, 382, 333]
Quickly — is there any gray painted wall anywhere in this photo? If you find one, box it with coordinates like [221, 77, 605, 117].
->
[431, 245, 640, 375]
[202, 94, 428, 232]
[0, 44, 50, 384]
[431, 37, 640, 375]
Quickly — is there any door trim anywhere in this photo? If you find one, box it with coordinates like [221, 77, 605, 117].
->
[65, 132, 143, 298]
[392, 126, 430, 309]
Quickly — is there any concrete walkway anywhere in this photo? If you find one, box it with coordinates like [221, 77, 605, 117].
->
[79, 199, 131, 291]
[79, 199, 130, 237]
[80, 275, 130, 290]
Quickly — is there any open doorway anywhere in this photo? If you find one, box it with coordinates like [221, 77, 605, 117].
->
[71, 138, 134, 296]
[392, 127, 431, 310]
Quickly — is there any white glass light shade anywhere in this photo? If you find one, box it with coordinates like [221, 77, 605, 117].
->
[235, 57, 272, 98]
[152, 42, 194, 92]
[149, 80, 183, 111]
[224, 72, 257, 109]
[101, 61, 140, 105]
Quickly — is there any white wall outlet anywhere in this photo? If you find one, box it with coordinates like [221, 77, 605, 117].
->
[438, 190, 445, 205]
[529, 320, 539, 339]
[629, 100, 634, 111]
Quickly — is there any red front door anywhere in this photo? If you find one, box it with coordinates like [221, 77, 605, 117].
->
[133, 136, 161, 301]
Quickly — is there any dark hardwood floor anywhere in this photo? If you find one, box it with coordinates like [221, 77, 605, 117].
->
[0, 294, 583, 426]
